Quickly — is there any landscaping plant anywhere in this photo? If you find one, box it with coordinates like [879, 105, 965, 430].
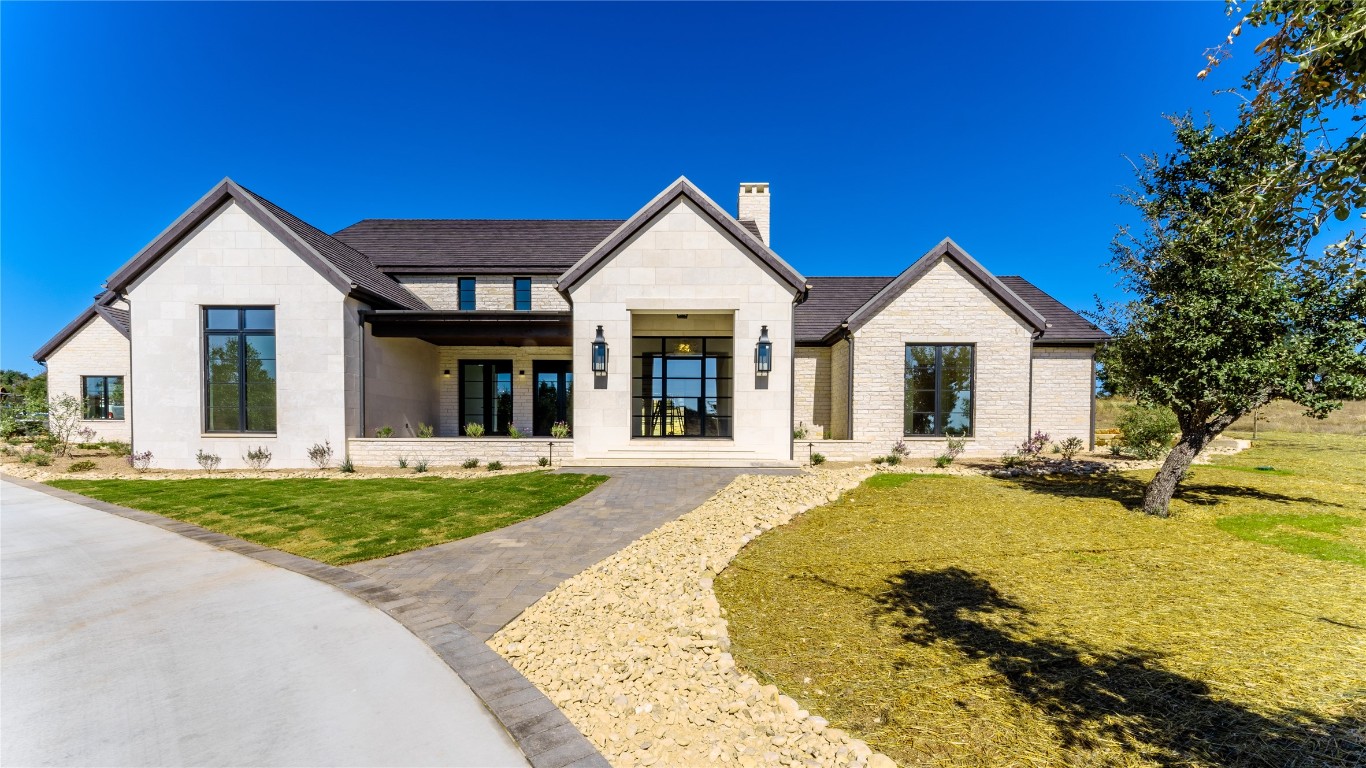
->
[1117, 405, 1179, 460]
[538, 456, 551, 467]
[375, 426, 394, 438]
[45, 394, 83, 456]
[1056, 436, 1086, 461]
[307, 441, 334, 469]
[506, 424, 523, 439]
[416, 422, 435, 438]
[397, 455, 409, 469]
[809, 452, 826, 466]
[464, 422, 486, 438]
[339, 458, 355, 473]
[414, 459, 429, 473]
[792, 422, 809, 440]
[550, 421, 571, 439]
[195, 450, 222, 472]
[242, 446, 271, 470]
[935, 436, 968, 467]
[487, 460, 504, 471]
[127, 450, 153, 471]
[30, 451, 53, 467]
[462, 458, 479, 469]
[67, 460, 96, 472]
[106, 441, 131, 457]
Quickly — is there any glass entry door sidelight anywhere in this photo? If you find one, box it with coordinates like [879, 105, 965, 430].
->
[533, 361, 572, 436]
[461, 361, 513, 435]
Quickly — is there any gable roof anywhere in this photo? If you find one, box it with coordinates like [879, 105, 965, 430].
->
[844, 238, 1047, 334]
[332, 219, 625, 274]
[795, 277, 894, 343]
[33, 301, 129, 362]
[103, 178, 426, 310]
[556, 177, 807, 294]
[998, 276, 1109, 343]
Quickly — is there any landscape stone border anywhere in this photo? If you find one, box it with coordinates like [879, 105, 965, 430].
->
[1, 474, 608, 768]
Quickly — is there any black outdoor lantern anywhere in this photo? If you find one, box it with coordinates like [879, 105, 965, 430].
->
[591, 325, 609, 375]
[755, 325, 773, 376]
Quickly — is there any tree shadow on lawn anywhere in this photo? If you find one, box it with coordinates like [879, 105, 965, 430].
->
[875, 567, 1364, 767]
[1004, 471, 1346, 512]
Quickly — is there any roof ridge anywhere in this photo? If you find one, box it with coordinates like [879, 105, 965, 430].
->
[343, 218, 628, 224]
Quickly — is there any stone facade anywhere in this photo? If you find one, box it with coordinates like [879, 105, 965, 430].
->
[1030, 345, 1095, 446]
[395, 275, 569, 311]
[829, 338, 850, 440]
[435, 346, 573, 437]
[850, 258, 1034, 457]
[793, 346, 831, 439]
[43, 314, 132, 442]
[347, 437, 570, 467]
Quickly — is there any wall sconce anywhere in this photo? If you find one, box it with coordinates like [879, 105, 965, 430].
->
[591, 325, 608, 375]
[755, 325, 773, 376]
[443, 369, 451, 378]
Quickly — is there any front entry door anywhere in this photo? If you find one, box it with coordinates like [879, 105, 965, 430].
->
[461, 361, 513, 435]
[533, 361, 572, 436]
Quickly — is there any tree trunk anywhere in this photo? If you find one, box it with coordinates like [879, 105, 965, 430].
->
[1141, 413, 1239, 517]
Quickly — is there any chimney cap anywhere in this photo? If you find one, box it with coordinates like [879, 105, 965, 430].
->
[739, 182, 769, 193]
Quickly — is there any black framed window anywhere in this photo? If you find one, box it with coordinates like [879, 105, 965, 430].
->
[904, 344, 974, 436]
[459, 277, 477, 310]
[533, 361, 572, 435]
[82, 376, 124, 420]
[461, 360, 513, 435]
[514, 278, 532, 311]
[205, 307, 276, 433]
[631, 337, 732, 438]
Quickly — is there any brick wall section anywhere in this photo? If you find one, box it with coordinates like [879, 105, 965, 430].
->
[829, 338, 850, 440]
[1030, 346, 1095, 446]
[347, 437, 570, 467]
[395, 275, 569, 311]
[436, 346, 573, 436]
[44, 315, 132, 442]
[793, 347, 831, 438]
[851, 258, 1033, 457]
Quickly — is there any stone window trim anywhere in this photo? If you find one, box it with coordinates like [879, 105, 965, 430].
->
[203, 305, 277, 434]
[903, 342, 976, 438]
[81, 375, 125, 421]
[458, 277, 477, 311]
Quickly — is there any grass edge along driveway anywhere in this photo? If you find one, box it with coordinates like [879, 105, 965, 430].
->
[49, 472, 607, 565]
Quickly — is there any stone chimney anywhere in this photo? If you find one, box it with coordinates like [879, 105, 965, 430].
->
[738, 183, 770, 244]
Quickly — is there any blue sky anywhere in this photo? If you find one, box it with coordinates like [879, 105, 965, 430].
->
[2, 1, 1265, 373]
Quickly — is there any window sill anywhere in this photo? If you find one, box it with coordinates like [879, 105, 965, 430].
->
[200, 433, 278, 438]
[81, 419, 125, 422]
[902, 435, 975, 440]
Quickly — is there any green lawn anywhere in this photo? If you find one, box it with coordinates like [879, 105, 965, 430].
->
[50, 473, 607, 565]
[716, 433, 1366, 767]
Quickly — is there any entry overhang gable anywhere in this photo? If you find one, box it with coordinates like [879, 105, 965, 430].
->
[555, 176, 809, 297]
[842, 237, 1049, 336]
[364, 310, 573, 346]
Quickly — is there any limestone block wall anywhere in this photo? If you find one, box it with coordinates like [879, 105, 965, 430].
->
[567, 197, 798, 462]
[43, 315, 132, 442]
[435, 346, 573, 436]
[126, 200, 350, 469]
[1030, 345, 1095, 446]
[347, 437, 571, 467]
[829, 338, 850, 440]
[850, 258, 1033, 457]
[395, 275, 569, 312]
[793, 346, 831, 438]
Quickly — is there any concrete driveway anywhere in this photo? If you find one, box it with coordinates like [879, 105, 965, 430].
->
[0, 480, 527, 767]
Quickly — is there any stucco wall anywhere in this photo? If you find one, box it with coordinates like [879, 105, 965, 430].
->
[436, 346, 573, 437]
[126, 200, 350, 469]
[395, 275, 569, 311]
[363, 330, 441, 438]
[1030, 345, 1095, 446]
[44, 316, 132, 442]
[793, 346, 831, 439]
[567, 197, 798, 462]
[851, 258, 1033, 457]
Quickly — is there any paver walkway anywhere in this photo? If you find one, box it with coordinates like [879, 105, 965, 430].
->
[0, 479, 526, 768]
[352, 468, 794, 639]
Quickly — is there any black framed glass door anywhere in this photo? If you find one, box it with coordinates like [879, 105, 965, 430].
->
[533, 361, 572, 436]
[631, 336, 733, 437]
[460, 360, 513, 435]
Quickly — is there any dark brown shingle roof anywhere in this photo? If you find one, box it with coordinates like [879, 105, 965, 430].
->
[795, 277, 892, 343]
[332, 219, 625, 273]
[998, 276, 1108, 343]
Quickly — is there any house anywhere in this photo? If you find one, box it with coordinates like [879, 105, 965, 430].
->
[33, 177, 1107, 468]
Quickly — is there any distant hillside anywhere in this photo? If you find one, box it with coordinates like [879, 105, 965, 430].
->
[1095, 397, 1366, 436]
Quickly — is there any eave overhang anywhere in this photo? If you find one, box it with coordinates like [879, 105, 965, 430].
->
[363, 310, 573, 347]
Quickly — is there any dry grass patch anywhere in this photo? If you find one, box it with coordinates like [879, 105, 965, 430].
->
[716, 433, 1366, 767]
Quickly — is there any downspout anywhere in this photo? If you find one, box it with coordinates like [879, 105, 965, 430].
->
[1089, 347, 1098, 450]
[357, 309, 367, 439]
[1027, 328, 1045, 441]
[119, 290, 133, 452]
[844, 325, 854, 441]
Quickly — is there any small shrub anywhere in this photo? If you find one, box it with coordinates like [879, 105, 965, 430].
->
[872, 456, 886, 465]
[307, 440, 334, 469]
[68, 460, 97, 472]
[1109, 443, 1123, 456]
[1117, 405, 1179, 460]
[397, 455, 409, 469]
[487, 460, 504, 471]
[243, 446, 272, 470]
[77, 442, 103, 450]
[793, 422, 809, 440]
[127, 450, 154, 471]
[76, 426, 97, 444]
[105, 441, 132, 457]
[1000, 453, 1027, 468]
[550, 421, 571, 439]
[937, 436, 968, 467]
[464, 422, 486, 438]
[416, 423, 434, 438]
[1057, 436, 1086, 461]
[195, 450, 222, 472]
[462, 458, 479, 469]
[339, 458, 355, 473]
[884, 454, 902, 466]
[538, 456, 551, 467]
[934, 454, 953, 468]
[822, 426, 832, 440]
[414, 459, 429, 473]
[810, 452, 826, 466]
[375, 426, 394, 438]
[889, 440, 909, 458]
[33, 437, 57, 453]
[0, 445, 14, 456]
[31, 451, 53, 467]
[46, 393, 83, 456]
[507, 424, 523, 439]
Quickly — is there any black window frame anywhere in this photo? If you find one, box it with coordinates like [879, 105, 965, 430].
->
[458, 277, 477, 311]
[81, 375, 125, 420]
[514, 277, 532, 311]
[203, 306, 277, 434]
[903, 343, 975, 437]
[631, 336, 733, 439]
[532, 360, 572, 436]
[459, 359, 514, 435]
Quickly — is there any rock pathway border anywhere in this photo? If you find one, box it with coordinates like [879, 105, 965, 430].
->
[491, 467, 897, 768]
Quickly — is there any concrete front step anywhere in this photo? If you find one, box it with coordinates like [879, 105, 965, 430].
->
[560, 457, 801, 468]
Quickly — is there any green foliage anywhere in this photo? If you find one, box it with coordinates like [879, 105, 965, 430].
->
[339, 458, 355, 473]
[1057, 437, 1086, 461]
[933, 454, 953, 468]
[30, 451, 53, 467]
[871, 456, 886, 465]
[1216, 513, 1364, 566]
[375, 426, 394, 438]
[68, 460, 97, 472]
[937, 436, 968, 467]
[105, 441, 132, 457]
[538, 456, 551, 467]
[550, 421, 571, 439]
[195, 450, 222, 472]
[416, 422, 435, 438]
[487, 460, 504, 471]
[242, 446, 272, 470]
[462, 458, 479, 469]
[46, 393, 84, 456]
[1117, 405, 1180, 460]
[32, 437, 57, 453]
[506, 424, 523, 439]
[884, 454, 901, 466]
[414, 459, 429, 473]
[809, 453, 826, 466]
[464, 422, 486, 438]
[307, 441, 333, 469]
[792, 422, 809, 440]
[397, 455, 409, 469]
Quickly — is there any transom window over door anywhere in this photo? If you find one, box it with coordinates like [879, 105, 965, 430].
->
[461, 361, 512, 435]
[904, 344, 974, 437]
[631, 337, 733, 438]
[82, 376, 124, 420]
[205, 307, 276, 433]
